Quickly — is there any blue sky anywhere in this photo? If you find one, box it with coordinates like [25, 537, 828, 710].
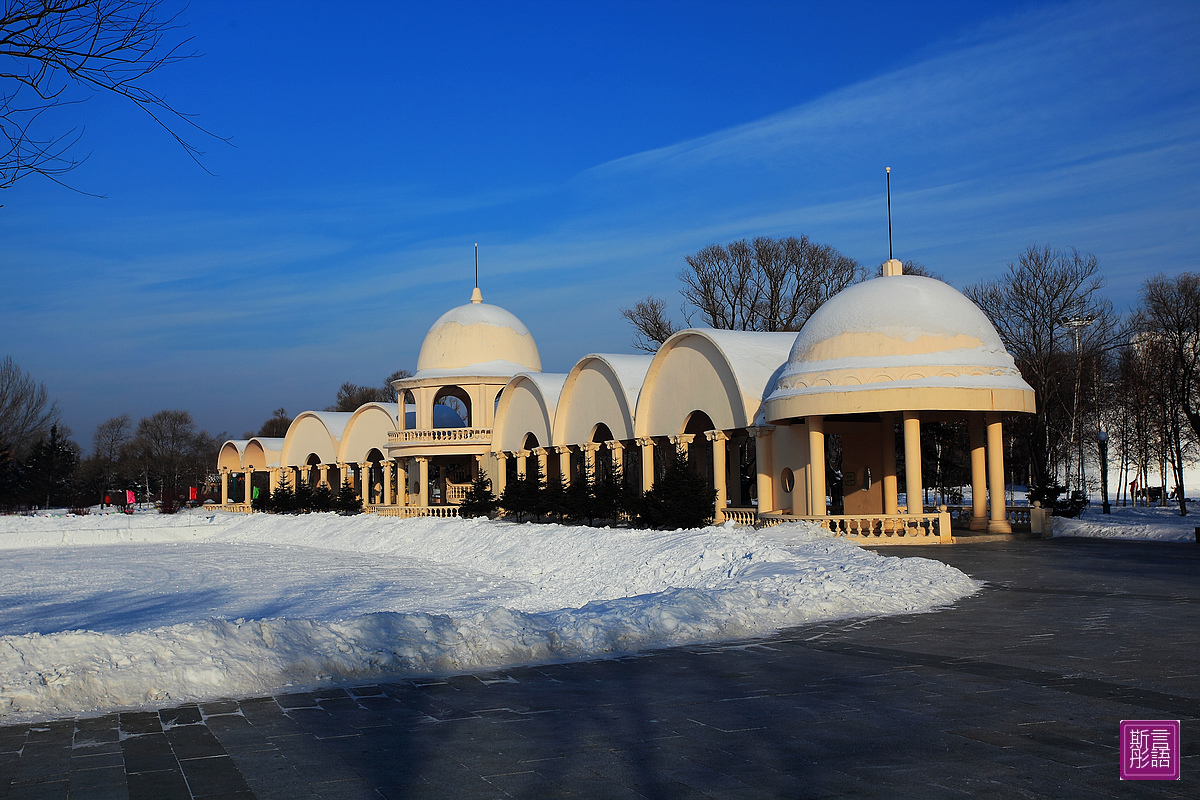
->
[2, 0, 1198, 447]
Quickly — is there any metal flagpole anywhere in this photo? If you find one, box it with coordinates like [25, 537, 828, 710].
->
[474, 243, 479, 288]
[886, 167, 892, 261]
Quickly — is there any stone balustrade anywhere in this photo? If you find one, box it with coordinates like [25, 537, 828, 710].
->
[206, 503, 253, 514]
[445, 482, 470, 503]
[387, 428, 492, 444]
[372, 505, 461, 519]
[759, 511, 952, 544]
[721, 508, 759, 526]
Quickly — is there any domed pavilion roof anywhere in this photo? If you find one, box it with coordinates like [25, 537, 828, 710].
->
[764, 274, 1034, 422]
[414, 288, 542, 378]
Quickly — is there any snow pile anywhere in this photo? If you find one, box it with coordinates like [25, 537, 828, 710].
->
[1052, 504, 1196, 542]
[0, 512, 979, 723]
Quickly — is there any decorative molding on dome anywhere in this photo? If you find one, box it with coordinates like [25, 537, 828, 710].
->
[775, 364, 1022, 393]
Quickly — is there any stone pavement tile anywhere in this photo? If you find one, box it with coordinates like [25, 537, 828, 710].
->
[4, 778, 69, 800]
[69, 751, 124, 770]
[274, 692, 319, 710]
[116, 714, 161, 737]
[221, 749, 317, 800]
[177, 754, 253, 797]
[118, 733, 177, 775]
[124, 768, 190, 800]
[66, 764, 127, 797]
[159, 705, 203, 727]
[0, 729, 26, 754]
[165, 724, 228, 760]
[199, 700, 240, 716]
[481, 768, 573, 797]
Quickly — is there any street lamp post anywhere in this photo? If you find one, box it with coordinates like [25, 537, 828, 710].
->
[1097, 430, 1111, 514]
[1062, 314, 1095, 494]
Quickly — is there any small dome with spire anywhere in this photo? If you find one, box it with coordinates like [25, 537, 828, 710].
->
[414, 289, 542, 377]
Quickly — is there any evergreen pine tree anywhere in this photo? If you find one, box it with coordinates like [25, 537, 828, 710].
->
[21, 425, 79, 509]
[641, 448, 716, 529]
[335, 477, 361, 514]
[459, 470, 497, 518]
[293, 475, 314, 513]
[311, 482, 335, 512]
[271, 470, 295, 513]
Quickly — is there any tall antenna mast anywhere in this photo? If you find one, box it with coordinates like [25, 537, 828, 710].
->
[885, 167, 893, 261]
[474, 243, 479, 288]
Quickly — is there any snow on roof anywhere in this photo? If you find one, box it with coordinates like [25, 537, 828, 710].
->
[297, 411, 354, 440]
[683, 329, 798, 417]
[428, 300, 533, 335]
[577, 353, 654, 410]
[510, 372, 569, 417]
[790, 275, 1007, 361]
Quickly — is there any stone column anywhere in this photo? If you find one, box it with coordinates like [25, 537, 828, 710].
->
[535, 448, 549, 482]
[557, 446, 573, 487]
[807, 416, 826, 516]
[903, 411, 922, 515]
[269, 467, 280, 496]
[382, 460, 393, 505]
[416, 457, 430, 506]
[494, 452, 508, 496]
[396, 459, 408, 507]
[220, 468, 229, 505]
[705, 430, 729, 522]
[584, 443, 600, 480]
[607, 441, 625, 474]
[749, 427, 774, 513]
[357, 462, 370, 508]
[317, 463, 329, 489]
[516, 450, 529, 480]
[637, 437, 655, 493]
[670, 433, 695, 463]
[244, 468, 254, 504]
[986, 412, 1012, 533]
[969, 413, 988, 530]
[880, 413, 898, 515]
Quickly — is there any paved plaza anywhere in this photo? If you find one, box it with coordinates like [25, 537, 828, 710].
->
[1, 536, 1196, 799]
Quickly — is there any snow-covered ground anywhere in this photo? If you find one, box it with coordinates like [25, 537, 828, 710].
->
[1052, 503, 1197, 542]
[0, 510, 980, 724]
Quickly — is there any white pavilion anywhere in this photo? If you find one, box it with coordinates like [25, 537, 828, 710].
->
[216, 259, 1036, 543]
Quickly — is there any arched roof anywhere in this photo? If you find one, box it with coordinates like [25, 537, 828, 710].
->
[218, 440, 248, 471]
[279, 411, 354, 467]
[244, 438, 284, 469]
[337, 403, 398, 465]
[492, 373, 567, 452]
[553, 353, 653, 444]
[634, 329, 796, 437]
[765, 275, 1036, 421]
[414, 288, 542, 378]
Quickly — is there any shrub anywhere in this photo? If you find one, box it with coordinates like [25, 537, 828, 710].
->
[335, 478, 362, 514]
[459, 470, 497, 518]
[640, 448, 716, 529]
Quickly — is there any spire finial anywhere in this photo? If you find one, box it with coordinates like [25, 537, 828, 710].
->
[885, 167, 893, 261]
[474, 243, 479, 289]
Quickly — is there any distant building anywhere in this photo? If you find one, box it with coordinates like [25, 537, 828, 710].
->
[217, 259, 1035, 542]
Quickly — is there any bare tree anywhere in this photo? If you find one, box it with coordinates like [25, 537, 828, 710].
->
[0, 355, 58, 456]
[1, 0, 221, 191]
[255, 407, 291, 438]
[621, 235, 863, 350]
[619, 296, 679, 353]
[966, 245, 1126, 493]
[91, 413, 130, 459]
[1134, 272, 1200, 515]
[326, 370, 412, 412]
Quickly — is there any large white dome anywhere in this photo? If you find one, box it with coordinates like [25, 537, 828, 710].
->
[415, 289, 542, 376]
[765, 275, 1034, 420]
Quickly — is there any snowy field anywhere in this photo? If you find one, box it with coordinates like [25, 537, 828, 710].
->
[1052, 503, 1197, 542]
[0, 511, 980, 724]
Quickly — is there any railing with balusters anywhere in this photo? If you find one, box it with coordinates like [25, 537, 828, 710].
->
[758, 511, 952, 543]
[372, 505, 461, 519]
[387, 428, 492, 444]
[720, 508, 759, 525]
